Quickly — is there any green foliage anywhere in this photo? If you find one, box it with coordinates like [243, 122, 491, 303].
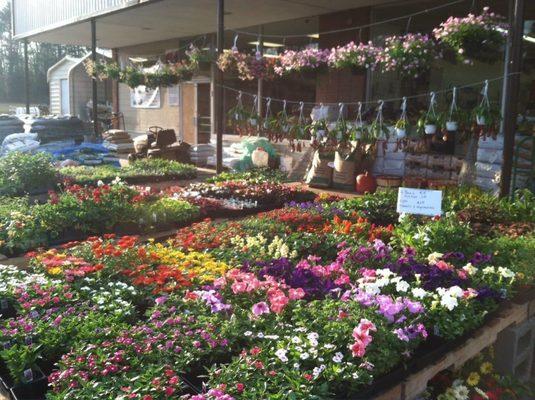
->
[0, 344, 41, 384]
[337, 190, 398, 226]
[60, 159, 197, 185]
[206, 168, 288, 184]
[394, 213, 475, 257]
[0, 152, 58, 196]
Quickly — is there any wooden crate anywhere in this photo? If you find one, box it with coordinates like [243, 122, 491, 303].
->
[371, 301, 529, 400]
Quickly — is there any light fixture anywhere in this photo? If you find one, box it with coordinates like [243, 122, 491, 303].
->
[307, 33, 319, 39]
[129, 57, 148, 62]
[248, 41, 284, 48]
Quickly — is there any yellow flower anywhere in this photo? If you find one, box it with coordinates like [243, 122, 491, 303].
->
[480, 362, 493, 374]
[48, 267, 63, 275]
[467, 372, 480, 386]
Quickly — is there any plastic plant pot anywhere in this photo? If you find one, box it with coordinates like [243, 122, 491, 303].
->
[476, 115, 486, 126]
[9, 368, 48, 400]
[424, 124, 437, 135]
[395, 128, 407, 138]
[446, 121, 458, 131]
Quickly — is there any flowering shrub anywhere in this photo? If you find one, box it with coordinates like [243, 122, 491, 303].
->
[275, 47, 331, 75]
[328, 41, 382, 71]
[380, 33, 438, 78]
[433, 7, 507, 65]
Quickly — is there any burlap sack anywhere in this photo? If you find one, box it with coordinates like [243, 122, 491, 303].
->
[306, 150, 333, 188]
[332, 150, 356, 191]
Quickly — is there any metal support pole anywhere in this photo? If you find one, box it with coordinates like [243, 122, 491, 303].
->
[257, 26, 264, 120]
[500, 0, 524, 197]
[215, 0, 224, 173]
[24, 39, 30, 114]
[91, 18, 99, 139]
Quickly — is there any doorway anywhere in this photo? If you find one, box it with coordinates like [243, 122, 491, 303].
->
[60, 79, 70, 115]
[181, 80, 211, 145]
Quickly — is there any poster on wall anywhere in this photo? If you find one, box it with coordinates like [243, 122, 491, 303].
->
[130, 86, 161, 109]
[168, 85, 180, 106]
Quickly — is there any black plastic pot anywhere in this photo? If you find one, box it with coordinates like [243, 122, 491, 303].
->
[9, 368, 48, 400]
[0, 299, 16, 320]
[0, 359, 13, 391]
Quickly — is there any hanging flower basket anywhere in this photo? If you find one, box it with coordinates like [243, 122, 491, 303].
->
[380, 33, 438, 78]
[433, 7, 507, 65]
[446, 121, 458, 131]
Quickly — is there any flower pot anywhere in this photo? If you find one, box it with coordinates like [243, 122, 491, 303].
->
[316, 130, 326, 140]
[353, 131, 363, 140]
[356, 171, 377, 194]
[8, 367, 47, 399]
[476, 115, 486, 126]
[0, 298, 16, 319]
[446, 121, 458, 131]
[249, 118, 258, 127]
[424, 124, 437, 135]
[395, 128, 406, 138]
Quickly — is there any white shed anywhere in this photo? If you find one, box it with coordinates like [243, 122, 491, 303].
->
[47, 53, 111, 120]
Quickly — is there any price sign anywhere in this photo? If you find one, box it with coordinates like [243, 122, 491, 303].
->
[396, 188, 442, 216]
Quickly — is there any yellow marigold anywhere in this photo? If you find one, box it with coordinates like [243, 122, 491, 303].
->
[466, 372, 480, 386]
[480, 362, 493, 375]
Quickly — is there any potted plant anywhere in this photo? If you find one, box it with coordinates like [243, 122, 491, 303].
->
[0, 344, 47, 398]
[308, 120, 328, 143]
[394, 118, 409, 138]
[472, 103, 500, 127]
[418, 111, 441, 135]
[433, 7, 507, 65]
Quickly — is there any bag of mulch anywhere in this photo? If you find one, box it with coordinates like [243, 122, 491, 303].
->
[332, 149, 357, 191]
[306, 150, 333, 188]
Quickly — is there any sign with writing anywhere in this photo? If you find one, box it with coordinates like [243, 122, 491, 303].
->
[396, 188, 442, 216]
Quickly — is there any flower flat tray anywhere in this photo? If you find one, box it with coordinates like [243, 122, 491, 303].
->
[365, 298, 531, 400]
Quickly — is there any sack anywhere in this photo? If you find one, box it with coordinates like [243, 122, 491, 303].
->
[251, 147, 270, 167]
[306, 150, 333, 188]
[332, 150, 356, 191]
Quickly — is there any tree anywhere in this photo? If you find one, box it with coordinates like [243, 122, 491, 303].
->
[0, 2, 86, 105]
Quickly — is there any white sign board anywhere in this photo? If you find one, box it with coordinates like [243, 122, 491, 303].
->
[168, 85, 180, 106]
[396, 188, 442, 216]
[130, 86, 160, 109]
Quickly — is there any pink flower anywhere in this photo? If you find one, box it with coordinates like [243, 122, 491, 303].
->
[251, 302, 270, 316]
[288, 288, 305, 300]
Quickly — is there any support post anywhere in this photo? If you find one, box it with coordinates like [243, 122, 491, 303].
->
[257, 26, 264, 121]
[24, 39, 30, 114]
[91, 18, 100, 139]
[500, 0, 524, 197]
[215, 0, 224, 173]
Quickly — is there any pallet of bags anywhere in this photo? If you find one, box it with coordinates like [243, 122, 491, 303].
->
[103, 130, 134, 154]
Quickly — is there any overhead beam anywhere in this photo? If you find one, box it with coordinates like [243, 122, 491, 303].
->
[500, 0, 525, 197]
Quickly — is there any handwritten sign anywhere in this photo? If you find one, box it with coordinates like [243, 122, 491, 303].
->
[397, 188, 442, 216]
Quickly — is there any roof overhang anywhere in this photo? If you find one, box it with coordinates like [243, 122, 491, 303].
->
[14, 0, 390, 48]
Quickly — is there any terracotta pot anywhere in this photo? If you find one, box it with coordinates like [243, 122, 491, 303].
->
[356, 171, 377, 194]
[376, 175, 402, 188]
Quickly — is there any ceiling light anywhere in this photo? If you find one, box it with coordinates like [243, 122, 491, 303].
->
[307, 33, 319, 39]
[524, 35, 535, 44]
[248, 41, 284, 48]
[129, 57, 148, 62]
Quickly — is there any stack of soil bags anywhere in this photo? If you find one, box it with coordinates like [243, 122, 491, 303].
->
[26, 116, 87, 143]
[103, 129, 134, 154]
[0, 115, 24, 144]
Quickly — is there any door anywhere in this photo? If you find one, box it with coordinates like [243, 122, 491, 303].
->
[196, 83, 211, 144]
[60, 79, 70, 115]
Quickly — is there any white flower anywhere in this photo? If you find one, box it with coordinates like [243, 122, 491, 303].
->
[482, 266, 496, 274]
[275, 349, 288, 363]
[300, 352, 310, 360]
[332, 352, 344, 363]
[427, 252, 443, 264]
[291, 336, 301, 344]
[498, 267, 515, 279]
[411, 288, 427, 299]
[462, 263, 478, 275]
[307, 332, 319, 341]
[396, 280, 410, 293]
[97, 180, 104, 186]
[244, 331, 252, 337]
[440, 294, 458, 311]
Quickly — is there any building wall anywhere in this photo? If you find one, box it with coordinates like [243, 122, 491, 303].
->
[71, 64, 109, 120]
[118, 83, 180, 136]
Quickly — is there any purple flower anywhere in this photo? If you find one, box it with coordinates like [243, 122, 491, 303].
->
[155, 296, 168, 305]
[251, 302, 270, 316]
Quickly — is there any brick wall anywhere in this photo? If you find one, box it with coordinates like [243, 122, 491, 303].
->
[316, 8, 371, 110]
